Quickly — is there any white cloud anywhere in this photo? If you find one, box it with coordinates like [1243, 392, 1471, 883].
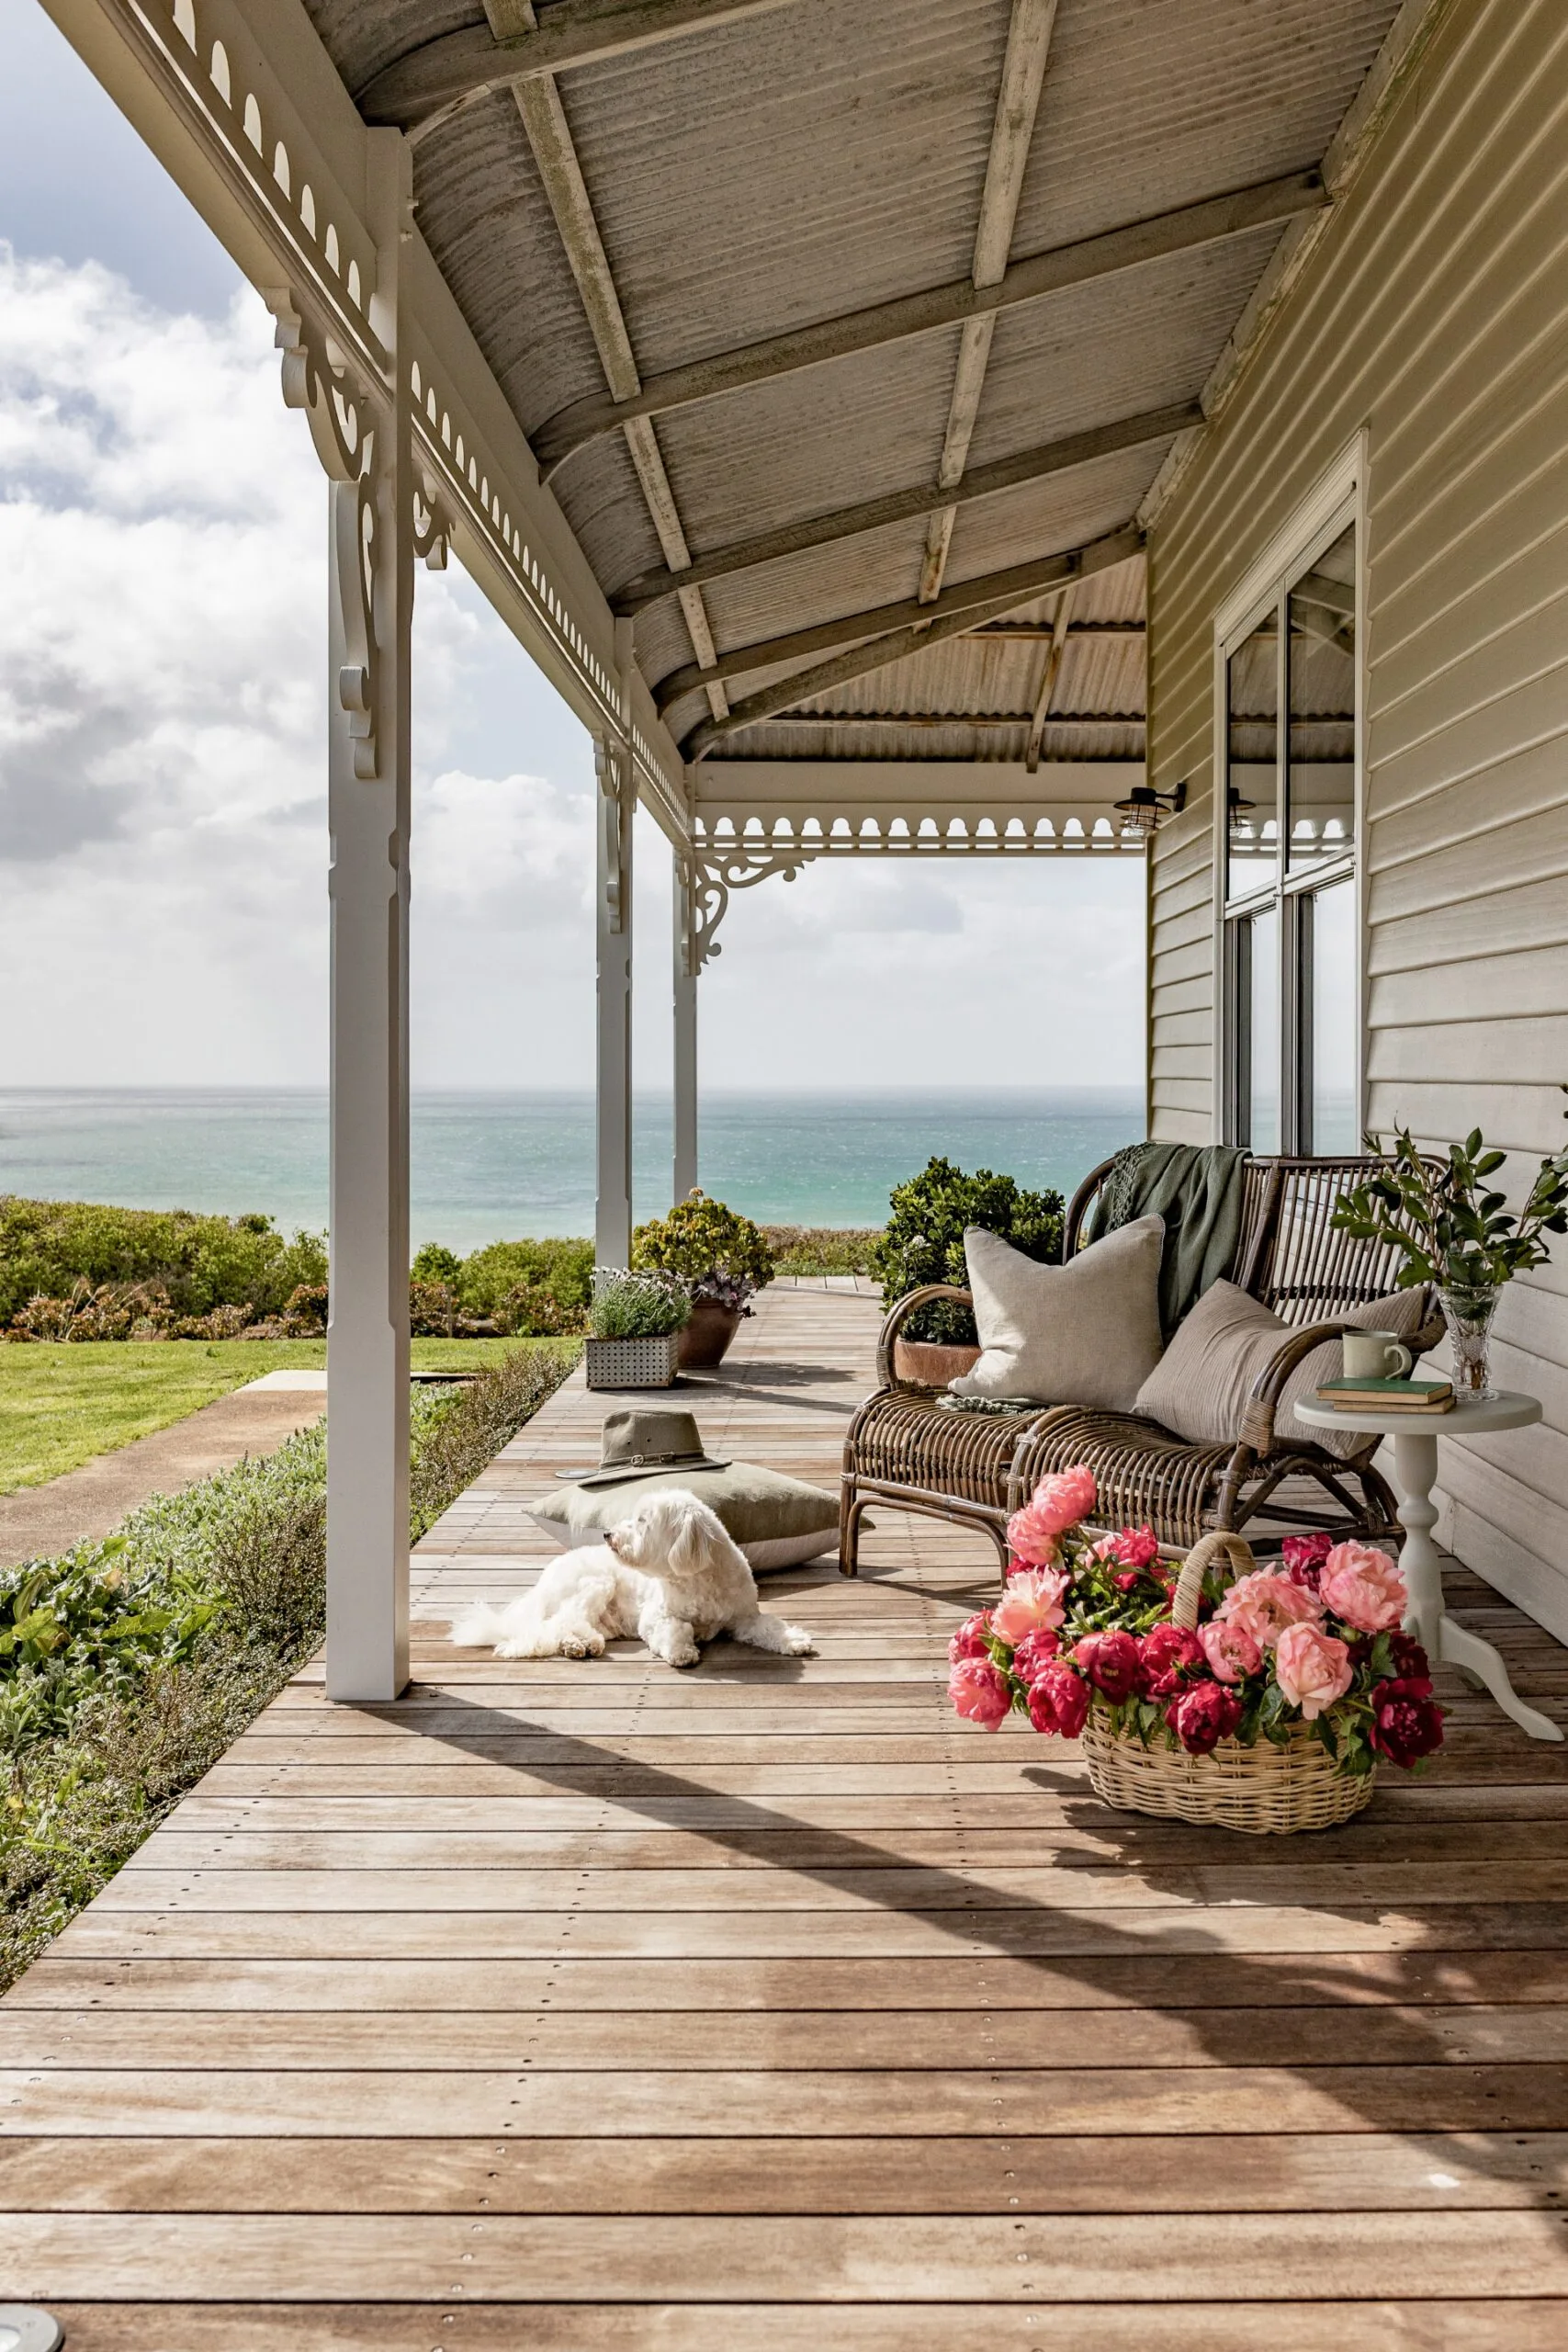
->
[0, 246, 1145, 1094]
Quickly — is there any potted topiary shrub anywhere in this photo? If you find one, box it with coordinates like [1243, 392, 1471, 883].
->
[584, 1268, 691, 1390]
[870, 1157, 1065, 1387]
[631, 1192, 776, 1369]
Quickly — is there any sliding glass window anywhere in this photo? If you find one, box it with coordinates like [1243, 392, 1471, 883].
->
[1222, 513, 1359, 1155]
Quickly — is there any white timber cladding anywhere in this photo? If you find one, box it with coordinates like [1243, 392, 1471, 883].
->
[1145, 0, 1568, 1638]
[39, 0, 690, 842]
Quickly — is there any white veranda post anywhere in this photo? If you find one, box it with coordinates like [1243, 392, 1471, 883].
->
[673, 850, 698, 1204]
[323, 134, 414, 1703]
[595, 732, 635, 1268]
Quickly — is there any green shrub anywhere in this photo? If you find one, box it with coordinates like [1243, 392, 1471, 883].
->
[871, 1158, 1064, 1346]
[453, 1238, 592, 1332]
[0, 1339, 577, 1988]
[632, 1192, 775, 1302]
[590, 1268, 690, 1339]
[763, 1226, 882, 1275]
[0, 1195, 327, 1329]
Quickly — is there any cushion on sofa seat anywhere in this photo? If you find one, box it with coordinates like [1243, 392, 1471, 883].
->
[948, 1216, 1166, 1410]
[530, 1461, 840, 1571]
[1133, 1280, 1430, 1460]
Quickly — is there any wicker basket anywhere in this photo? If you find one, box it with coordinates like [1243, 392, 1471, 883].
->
[1079, 1530, 1376, 1835]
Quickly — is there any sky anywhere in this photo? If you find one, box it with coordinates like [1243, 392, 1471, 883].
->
[0, 0, 1146, 1094]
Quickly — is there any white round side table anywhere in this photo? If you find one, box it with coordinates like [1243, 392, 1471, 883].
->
[1295, 1390, 1560, 1744]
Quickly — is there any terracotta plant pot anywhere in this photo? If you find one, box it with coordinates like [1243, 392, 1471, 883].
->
[678, 1300, 745, 1369]
[893, 1338, 981, 1389]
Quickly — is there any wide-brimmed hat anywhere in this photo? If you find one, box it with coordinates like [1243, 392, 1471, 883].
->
[558, 1407, 729, 1488]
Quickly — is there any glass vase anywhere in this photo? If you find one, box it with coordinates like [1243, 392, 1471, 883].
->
[1439, 1281, 1501, 1402]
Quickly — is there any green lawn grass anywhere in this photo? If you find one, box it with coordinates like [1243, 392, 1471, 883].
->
[0, 1337, 536, 1496]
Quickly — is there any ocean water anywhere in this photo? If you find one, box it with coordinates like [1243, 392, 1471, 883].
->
[0, 1087, 1146, 1254]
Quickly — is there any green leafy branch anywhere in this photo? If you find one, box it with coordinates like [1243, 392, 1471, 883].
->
[1330, 1097, 1568, 1294]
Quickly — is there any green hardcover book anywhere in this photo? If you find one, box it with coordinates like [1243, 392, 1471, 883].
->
[1316, 1375, 1453, 1402]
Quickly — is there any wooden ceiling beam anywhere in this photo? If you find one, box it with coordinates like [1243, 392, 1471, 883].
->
[361, 0, 803, 130]
[616, 400, 1197, 616]
[1024, 585, 1075, 773]
[533, 170, 1324, 474]
[682, 526, 1143, 757]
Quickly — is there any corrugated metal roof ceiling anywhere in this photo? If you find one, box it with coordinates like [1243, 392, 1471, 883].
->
[301, 0, 1405, 787]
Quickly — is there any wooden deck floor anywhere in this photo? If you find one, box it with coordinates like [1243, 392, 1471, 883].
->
[6, 1284, 1568, 2346]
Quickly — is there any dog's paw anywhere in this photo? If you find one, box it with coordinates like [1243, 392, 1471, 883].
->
[783, 1624, 816, 1655]
[560, 1634, 604, 1659]
[665, 1644, 701, 1668]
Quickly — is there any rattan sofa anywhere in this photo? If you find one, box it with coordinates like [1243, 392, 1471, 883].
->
[840, 1154, 1444, 1577]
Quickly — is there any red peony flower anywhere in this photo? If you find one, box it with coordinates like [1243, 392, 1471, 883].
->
[1026, 1660, 1090, 1739]
[1094, 1524, 1162, 1572]
[1071, 1628, 1145, 1704]
[1010, 1626, 1062, 1684]
[1140, 1622, 1205, 1697]
[949, 1657, 1012, 1731]
[1281, 1531, 1334, 1589]
[948, 1612, 993, 1665]
[1384, 1632, 1433, 1692]
[1166, 1679, 1245, 1756]
[1369, 1677, 1445, 1767]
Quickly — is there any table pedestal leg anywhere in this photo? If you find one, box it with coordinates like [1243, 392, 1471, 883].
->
[1391, 1431, 1562, 1744]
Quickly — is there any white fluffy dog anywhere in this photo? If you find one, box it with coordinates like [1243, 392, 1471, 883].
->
[449, 1486, 814, 1669]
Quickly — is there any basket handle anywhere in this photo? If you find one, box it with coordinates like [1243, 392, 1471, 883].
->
[1171, 1531, 1258, 1631]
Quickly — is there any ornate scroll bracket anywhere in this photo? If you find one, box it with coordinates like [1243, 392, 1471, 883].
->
[595, 733, 634, 934]
[684, 849, 813, 974]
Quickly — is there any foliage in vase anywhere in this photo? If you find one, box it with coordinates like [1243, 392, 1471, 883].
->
[589, 1268, 692, 1340]
[631, 1192, 775, 1307]
[1331, 1117, 1568, 1298]
[872, 1158, 1063, 1346]
[947, 1469, 1443, 1779]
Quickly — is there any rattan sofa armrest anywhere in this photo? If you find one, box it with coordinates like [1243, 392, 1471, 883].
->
[875, 1284, 974, 1389]
[1241, 1292, 1442, 1453]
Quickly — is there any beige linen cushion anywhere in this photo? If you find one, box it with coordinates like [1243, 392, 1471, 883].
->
[1133, 1280, 1429, 1459]
[948, 1216, 1166, 1409]
[530, 1461, 840, 1572]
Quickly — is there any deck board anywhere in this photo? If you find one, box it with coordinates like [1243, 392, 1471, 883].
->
[8, 1283, 1568, 2344]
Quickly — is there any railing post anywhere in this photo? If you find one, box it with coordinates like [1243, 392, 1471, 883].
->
[325, 130, 413, 1703]
[595, 729, 635, 1267]
[673, 849, 698, 1204]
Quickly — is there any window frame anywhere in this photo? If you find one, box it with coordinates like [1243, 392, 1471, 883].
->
[1211, 439, 1367, 1156]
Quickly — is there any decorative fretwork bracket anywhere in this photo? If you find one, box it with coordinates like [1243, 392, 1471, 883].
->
[681, 849, 815, 976]
[595, 733, 635, 934]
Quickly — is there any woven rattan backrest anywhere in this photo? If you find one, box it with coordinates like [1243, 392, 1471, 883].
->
[1066, 1151, 1407, 1325]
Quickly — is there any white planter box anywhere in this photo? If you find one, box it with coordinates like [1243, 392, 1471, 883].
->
[584, 1333, 682, 1390]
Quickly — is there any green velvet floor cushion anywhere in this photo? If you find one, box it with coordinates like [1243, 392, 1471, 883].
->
[531, 1462, 840, 1571]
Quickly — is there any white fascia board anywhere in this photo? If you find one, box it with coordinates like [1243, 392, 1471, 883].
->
[690, 761, 1149, 853]
[40, 0, 690, 838]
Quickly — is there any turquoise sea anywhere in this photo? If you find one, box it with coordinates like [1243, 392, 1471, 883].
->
[0, 1088, 1146, 1255]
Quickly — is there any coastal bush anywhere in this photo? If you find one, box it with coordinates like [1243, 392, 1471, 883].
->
[871, 1158, 1064, 1346]
[0, 1196, 327, 1329]
[763, 1226, 881, 1275]
[0, 1338, 577, 1988]
[444, 1237, 593, 1334]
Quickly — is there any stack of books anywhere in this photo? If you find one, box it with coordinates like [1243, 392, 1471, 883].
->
[1315, 1374, 1455, 1416]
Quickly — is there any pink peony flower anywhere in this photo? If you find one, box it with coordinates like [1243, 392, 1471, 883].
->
[1200, 1618, 1263, 1685]
[1008, 1465, 1097, 1560]
[1216, 1569, 1324, 1650]
[1369, 1677, 1445, 1766]
[1071, 1628, 1145, 1704]
[991, 1566, 1073, 1644]
[949, 1657, 1012, 1730]
[1010, 1626, 1062, 1684]
[1026, 1660, 1090, 1739]
[1281, 1531, 1334, 1589]
[1140, 1622, 1205, 1697]
[1166, 1679, 1245, 1756]
[1272, 1622, 1353, 1719]
[1318, 1541, 1406, 1635]
[948, 1612, 993, 1665]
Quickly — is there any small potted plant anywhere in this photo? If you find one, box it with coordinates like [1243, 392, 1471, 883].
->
[584, 1268, 691, 1390]
[1332, 1114, 1568, 1398]
[870, 1158, 1064, 1387]
[631, 1192, 775, 1369]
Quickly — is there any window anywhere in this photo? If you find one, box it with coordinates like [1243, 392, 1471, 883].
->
[1221, 506, 1359, 1155]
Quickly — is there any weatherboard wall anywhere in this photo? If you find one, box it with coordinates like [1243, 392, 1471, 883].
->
[1144, 0, 1568, 1637]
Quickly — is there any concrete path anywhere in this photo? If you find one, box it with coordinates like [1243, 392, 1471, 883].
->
[0, 1379, 327, 1569]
